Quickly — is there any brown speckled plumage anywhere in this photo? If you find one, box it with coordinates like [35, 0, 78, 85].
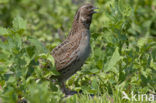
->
[51, 3, 97, 95]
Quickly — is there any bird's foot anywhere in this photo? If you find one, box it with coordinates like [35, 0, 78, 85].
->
[64, 90, 77, 96]
[60, 82, 78, 96]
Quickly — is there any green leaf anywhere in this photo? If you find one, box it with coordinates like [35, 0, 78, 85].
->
[7, 76, 16, 84]
[38, 53, 55, 67]
[47, 54, 55, 66]
[12, 16, 27, 31]
[104, 47, 122, 72]
[90, 69, 99, 73]
[0, 27, 9, 35]
[150, 59, 156, 70]
[26, 82, 51, 103]
[91, 78, 98, 90]
[26, 46, 36, 59]
[29, 38, 47, 53]
[137, 37, 148, 48]
[0, 0, 9, 4]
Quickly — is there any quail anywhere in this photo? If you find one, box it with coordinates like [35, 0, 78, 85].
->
[51, 3, 97, 95]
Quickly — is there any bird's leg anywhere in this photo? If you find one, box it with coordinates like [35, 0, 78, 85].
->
[60, 82, 77, 96]
[60, 82, 68, 94]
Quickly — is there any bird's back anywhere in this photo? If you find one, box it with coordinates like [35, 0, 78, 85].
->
[51, 29, 91, 81]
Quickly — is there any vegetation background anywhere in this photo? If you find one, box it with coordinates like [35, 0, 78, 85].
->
[0, 0, 156, 103]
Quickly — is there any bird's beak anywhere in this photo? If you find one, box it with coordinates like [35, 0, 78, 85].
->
[92, 7, 99, 14]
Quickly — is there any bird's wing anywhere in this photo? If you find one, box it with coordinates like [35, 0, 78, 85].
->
[51, 33, 82, 71]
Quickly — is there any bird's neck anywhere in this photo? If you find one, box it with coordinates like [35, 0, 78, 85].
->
[69, 20, 91, 36]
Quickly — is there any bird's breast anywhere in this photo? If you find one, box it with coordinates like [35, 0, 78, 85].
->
[77, 30, 91, 62]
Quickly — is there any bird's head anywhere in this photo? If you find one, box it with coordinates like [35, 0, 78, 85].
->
[74, 3, 97, 24]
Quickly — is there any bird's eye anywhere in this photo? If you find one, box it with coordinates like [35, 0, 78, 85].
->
[86, 7, 89, 9]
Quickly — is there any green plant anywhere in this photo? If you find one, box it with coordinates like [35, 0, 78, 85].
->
[0, 0, 156, 103]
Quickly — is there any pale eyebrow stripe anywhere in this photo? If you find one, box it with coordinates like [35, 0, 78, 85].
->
[81, 5, 88, 9]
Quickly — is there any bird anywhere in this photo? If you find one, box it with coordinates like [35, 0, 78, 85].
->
[51, 3, 97, 95]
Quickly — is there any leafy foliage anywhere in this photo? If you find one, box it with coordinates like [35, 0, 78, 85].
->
[0, 0, 156, 103]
